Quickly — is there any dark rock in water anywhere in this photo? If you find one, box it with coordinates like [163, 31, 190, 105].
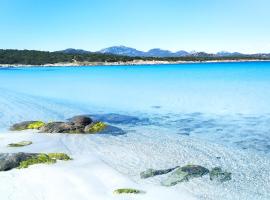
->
[10, 121, 45, 131]
[39, 122, 84, 133]
[89, 113, 149, 125]
[140, 167, 179, 179]
[68, 115, 93, 126]
[0, 152, 36, 171]
[39, 121, 125, 135]
[209, 167, 232, 183]
[161, 165, 209, 186]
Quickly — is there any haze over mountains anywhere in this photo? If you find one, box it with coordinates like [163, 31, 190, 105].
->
[58, 46, 269, 58]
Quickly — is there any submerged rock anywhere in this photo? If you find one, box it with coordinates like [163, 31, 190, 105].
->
[89, 113, 149, 125]
[0, 152, 71, 171]
[113, 188, 145, 194]
[10, 121, 45, 131]
[140, 167, 179, 179]
[209, 167, 232, 183]
[8, 141, 32, 147]
[161, 165, 209, 186]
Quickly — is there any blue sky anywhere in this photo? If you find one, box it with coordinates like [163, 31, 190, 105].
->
[0, 0, 269, 53]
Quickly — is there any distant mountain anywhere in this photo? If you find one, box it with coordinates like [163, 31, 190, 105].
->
[99, 46, 144, 57]
[146, 48, 173, 57]
[174, 50, 190, 57]
[216, 51, 243, 57]
[99, 46, 190, 57]
[57, 46, 269, 58]
[57, 48, 90, 54]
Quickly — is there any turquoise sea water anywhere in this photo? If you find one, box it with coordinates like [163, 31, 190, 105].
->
[1, 62, 270, 199]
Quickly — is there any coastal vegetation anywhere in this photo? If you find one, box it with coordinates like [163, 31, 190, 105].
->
[0, 49, 269, 65]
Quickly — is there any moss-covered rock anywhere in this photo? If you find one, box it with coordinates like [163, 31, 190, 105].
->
[17, 153, 71, 169]
[8, 141, 32, 147]
[27, 121, 45, 129]
[18, 154, 56, 169]
[209, 167, 232, 183]
[0, 153, 36, 171]
[84, 122, 107, 133]
[10, 121, 45, 131]
[47, 153, 72, 161]
[113, 188, 145, 194]
[0, 152, 72, 171]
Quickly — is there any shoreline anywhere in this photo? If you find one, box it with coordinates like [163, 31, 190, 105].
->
[1, 59, 270, 68]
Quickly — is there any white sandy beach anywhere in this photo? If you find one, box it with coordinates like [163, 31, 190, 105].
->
[0, 130, 196, 200]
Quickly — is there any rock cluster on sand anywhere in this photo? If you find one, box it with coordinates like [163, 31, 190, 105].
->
[140, 164, 232, 186]
[0, 152, 71, 171]
[10, 115, 125, 135]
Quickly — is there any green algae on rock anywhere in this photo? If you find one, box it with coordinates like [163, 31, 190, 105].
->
[113, 188, 145, 194]
[18, 153, 71, 169]
[10, 121, 45, 131]
[84, 122, 107, 133]
[47, 153, 72, 161]
[27, 121, 45, 129]
[8, 141, 32, 147]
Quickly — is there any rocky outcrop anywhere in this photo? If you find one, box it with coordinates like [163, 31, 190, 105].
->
[10, 116, 125, 135]
[0, 152, 71, 171]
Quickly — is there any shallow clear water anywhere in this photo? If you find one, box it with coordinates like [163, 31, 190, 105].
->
[1, 62, 270, 199]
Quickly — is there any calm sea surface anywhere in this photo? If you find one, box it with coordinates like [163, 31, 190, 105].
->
[1, 62, 270, 199]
